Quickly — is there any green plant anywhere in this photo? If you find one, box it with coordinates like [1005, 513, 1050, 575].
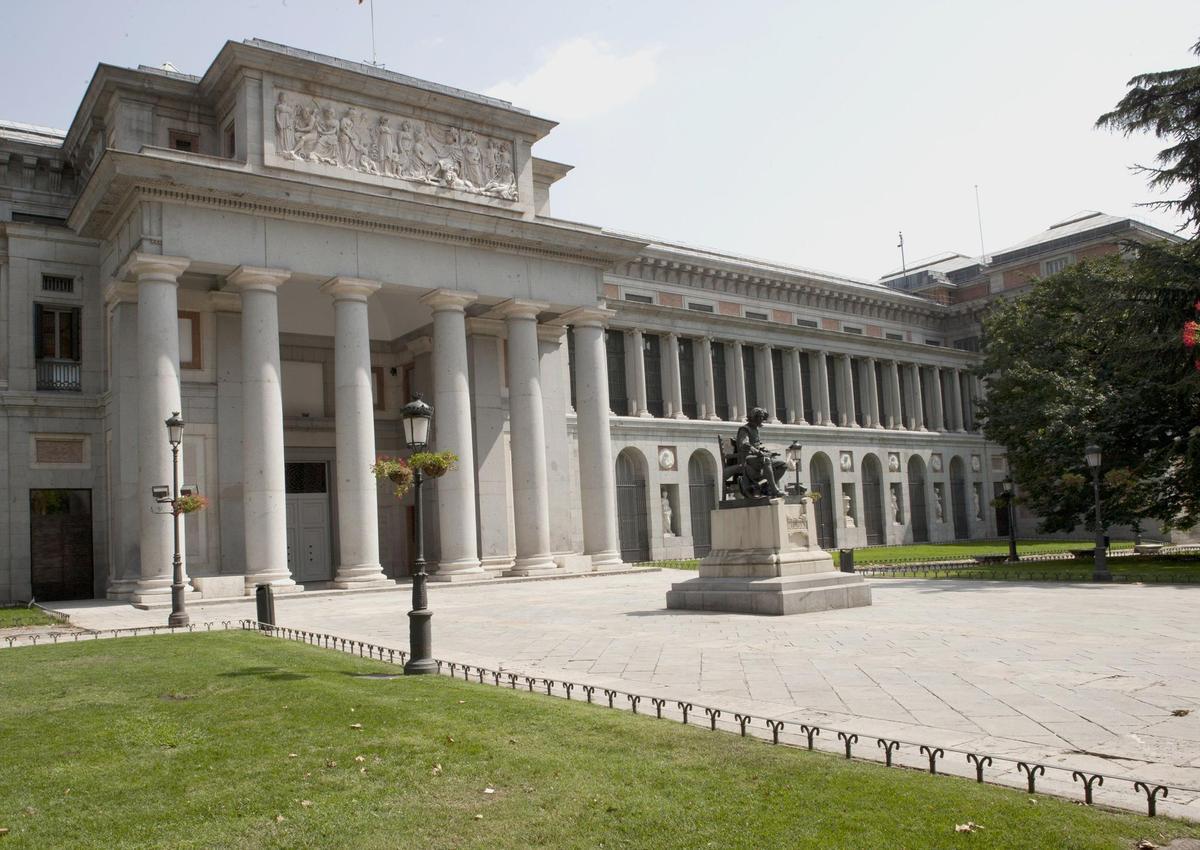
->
[371, 456, 415, 499]
[174, 494, 208, 515]
[408, 450, 458, 479]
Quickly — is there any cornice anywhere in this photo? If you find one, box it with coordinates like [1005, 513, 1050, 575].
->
[70, 150, 648, 268]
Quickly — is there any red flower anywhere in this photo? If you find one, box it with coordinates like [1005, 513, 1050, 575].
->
[1185, 320, 1200, 349]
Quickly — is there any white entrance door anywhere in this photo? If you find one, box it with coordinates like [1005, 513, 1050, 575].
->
[285, 462, 333, 583]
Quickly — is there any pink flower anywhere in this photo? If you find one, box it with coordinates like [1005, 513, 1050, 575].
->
[1185, 321, 1200, 349]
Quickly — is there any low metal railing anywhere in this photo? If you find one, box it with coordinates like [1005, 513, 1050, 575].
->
[35, 358, 81, 391]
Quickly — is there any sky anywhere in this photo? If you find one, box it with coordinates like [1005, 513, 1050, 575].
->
[1, 0, 1196, 279]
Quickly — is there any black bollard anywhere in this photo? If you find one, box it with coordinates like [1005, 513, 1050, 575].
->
[255, 584, 276, 630]
[839, 548, 855, 573]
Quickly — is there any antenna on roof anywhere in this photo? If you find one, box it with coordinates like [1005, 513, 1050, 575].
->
[360, 0, 384, 68]
[897, 231, 907, 277]
[974, 184, 987, 259]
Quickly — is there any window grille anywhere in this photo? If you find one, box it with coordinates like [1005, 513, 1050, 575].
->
[42, 274, 74, 294]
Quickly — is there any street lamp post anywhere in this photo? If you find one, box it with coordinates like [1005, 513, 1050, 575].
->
[1002, 476, 1018, 563]
[400, 395, 437, 675]
[786, 440, 804, 496]
[1084, 443, 1110, 582]
[164, 412, 189, 628]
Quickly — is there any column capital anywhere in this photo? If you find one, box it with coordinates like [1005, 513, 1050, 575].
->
[493, 298, 549, 321]
[321, 276, 381, 302]
[120, 253, 190, 283]
[421, 288, 478, 313]
[558, 305, 615, 328]
[227, 265, 291, 292]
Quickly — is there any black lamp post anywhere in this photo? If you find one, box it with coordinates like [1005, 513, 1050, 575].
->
[1085, 443, 1110, 582]
[400, 395, 437, 674]
[164, 411, 189, 628]
[1002, 476, 1018, 563]
[786, 440, 803, 496]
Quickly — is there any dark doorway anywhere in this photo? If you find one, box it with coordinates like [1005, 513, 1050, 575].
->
[616, 449, 650, 562]
[688, 451, 717, 557]
[861, 455, 885, 546]
[950, 457, 969, 540]
[809, 453, 836, 549]
[30, 489, 93, 600]
[907, 457, 929, 543]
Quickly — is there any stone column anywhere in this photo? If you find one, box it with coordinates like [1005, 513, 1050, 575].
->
[758, 345, 777, 422]
[665, 333, 686, 419]
[862, 357, 877, 428]
[321, 277, 389, 588]
[629, 328, 651, 418]
[130, 254, 191, 603]
[228, 266, 295, 592]
[815, 350, 832, 425]
[950, 368, 966, 431]
[422, 289, 486, 580]
[730, 342, 747, 422]
[887, 360, 903, 430]
[565, 308, 623, 569]
[498, 300, 557, 575]
[784, 348, 801, 424]
[929, 367, 945, 431]
[840, 353, 858, 427]
[698, 336, 719, 420]
[909, 363, 926, 431]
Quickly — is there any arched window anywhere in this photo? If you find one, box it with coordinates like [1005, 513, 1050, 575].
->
[809, 452, 836, 549]
[687, 451, 718, 557]
[615, 449, 650, 562]
[907, 456, 929, 543]
[861, 454, 885, 546]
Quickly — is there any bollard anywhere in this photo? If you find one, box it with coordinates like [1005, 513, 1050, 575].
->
[255, 584, 276, 630]
[839, 548, 855, 573]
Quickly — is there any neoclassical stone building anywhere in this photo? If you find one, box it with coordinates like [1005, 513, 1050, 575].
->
[0, 40, 1170, 603]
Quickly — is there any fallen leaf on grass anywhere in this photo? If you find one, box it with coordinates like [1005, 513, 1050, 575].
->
[300, 800, 313, 808]
[484, 787, 495, 795]
[325, 760, 338, 768]
[1136, 841, 1157, 850]
[274, 815, 285, 824]
[458, 700, 466, 704]
[431, 764, 442, 776]
[349, 723, 363, 730]
[447, 736, 455, 743]
[954, 822, 983, 833]
[473, 814, 483, 820]
[354, 755, 365, 763]
[360, 767, 367, 774]
[288, 753, 298, 758]
[0, 827, 9, 836]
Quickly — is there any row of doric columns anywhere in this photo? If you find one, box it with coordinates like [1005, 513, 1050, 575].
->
[611, 333, 982, 432]
[126, 254, 392, 602]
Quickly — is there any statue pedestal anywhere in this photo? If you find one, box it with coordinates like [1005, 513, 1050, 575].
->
[665, 499, 872, 616]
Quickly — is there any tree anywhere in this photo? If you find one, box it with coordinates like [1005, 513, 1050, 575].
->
[1097, 39, 1200, 234]
[979, 243, 1200, 533]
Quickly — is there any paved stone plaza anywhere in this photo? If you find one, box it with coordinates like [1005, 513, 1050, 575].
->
[47, 572, 1200, 816]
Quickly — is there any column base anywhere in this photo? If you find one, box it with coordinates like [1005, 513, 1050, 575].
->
[503, 555, 558, 577]
[553, 553, 593, 573]
[429, 561, 489, 583]
[670, 413, 689, 420]
[587, 550, 626, 571]
[332, 562, 393, 589]
[479, 555, 514, 577]
[637, 411, 654, 419]
[128, 578, 195, 604]
[243, 574, 298, 594]
[706, 415, 722, 422]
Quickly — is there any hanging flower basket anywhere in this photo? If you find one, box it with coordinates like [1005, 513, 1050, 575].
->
[409, 451, 459, 479]
[175, 494, 209, 515]
[371, 456, 415, 499]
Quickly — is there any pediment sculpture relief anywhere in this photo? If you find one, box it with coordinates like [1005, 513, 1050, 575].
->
[273, 91, 518, 201]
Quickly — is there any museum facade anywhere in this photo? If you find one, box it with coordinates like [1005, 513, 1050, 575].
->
[0, 40, 1171, 603]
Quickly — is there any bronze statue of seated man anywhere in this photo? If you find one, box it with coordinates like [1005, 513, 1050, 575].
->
[735, 407, 788, 499]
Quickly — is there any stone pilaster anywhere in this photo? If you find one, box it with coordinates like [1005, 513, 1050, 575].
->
[729, 342, 747, 422]
[698, 336, 719, 421]
[758, 345, 777, 422]
[815, 350, 832, 426]
[665, 332, 686, 419]
[629, 328, 652, 418]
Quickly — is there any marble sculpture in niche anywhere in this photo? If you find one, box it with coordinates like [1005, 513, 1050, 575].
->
[273, 91, 519, 201]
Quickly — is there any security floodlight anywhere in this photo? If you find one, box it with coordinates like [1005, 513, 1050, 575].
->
[152, 485, 171, 502]
[180, 484, 198, 497]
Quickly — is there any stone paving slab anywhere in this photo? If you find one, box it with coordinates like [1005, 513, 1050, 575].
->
[40, 573, 1200, 819]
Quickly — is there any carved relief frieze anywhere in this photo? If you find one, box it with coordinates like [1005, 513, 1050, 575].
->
[271, 89, 518, 201]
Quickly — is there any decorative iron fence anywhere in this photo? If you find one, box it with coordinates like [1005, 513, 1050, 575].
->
[36, 358, 81, 391]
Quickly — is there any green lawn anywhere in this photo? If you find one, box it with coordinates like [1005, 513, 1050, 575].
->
[0, 606, 61, 629]
[865, 555, 1200, 582]
[842, 539, 1135, 566]
[0, 632, 1195, 849]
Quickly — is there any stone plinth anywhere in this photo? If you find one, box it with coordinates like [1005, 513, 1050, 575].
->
[665, 499, 871, 616]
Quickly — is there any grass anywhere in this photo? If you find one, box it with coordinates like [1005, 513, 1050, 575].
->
[0, 606, 61, 629]
[867, 555, 1200, 582]
[1, 632, 1196, 849]
[841, 539, 1135, 566]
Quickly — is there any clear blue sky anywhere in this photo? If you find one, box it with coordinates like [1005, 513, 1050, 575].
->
[2, 0, 1195, 278]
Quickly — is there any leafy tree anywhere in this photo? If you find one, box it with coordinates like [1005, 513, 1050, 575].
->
[1097, 39, 1200, 234]
[979, 244, 1200, 533]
